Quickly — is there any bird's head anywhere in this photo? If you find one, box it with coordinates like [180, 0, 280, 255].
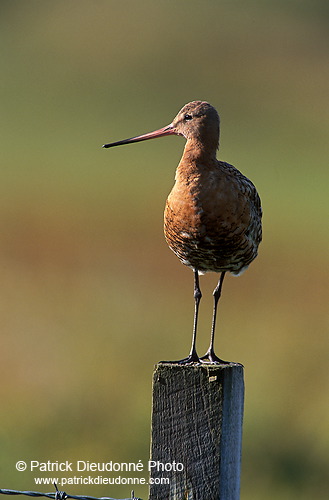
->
[102, 100, 220, 153]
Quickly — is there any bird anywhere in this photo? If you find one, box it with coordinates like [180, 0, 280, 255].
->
[103, 101, 262, 364]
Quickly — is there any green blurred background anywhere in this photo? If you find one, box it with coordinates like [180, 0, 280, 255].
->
[1, 1, 328, 498]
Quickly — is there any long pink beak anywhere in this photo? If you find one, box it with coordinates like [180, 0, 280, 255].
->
[102, 124, 175, 148]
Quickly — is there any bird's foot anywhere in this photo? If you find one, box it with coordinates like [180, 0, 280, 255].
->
[199, 349, 230, 364]
[159, 350, 201, 365]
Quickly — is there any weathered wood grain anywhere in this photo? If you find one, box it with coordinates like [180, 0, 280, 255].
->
[149, 363, 244, 500]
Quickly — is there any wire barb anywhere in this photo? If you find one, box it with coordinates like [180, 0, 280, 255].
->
[53, 483, 67, 500]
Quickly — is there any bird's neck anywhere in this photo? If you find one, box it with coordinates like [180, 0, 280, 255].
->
[183, 138, 218, 163]
[175, 140, 218, 183]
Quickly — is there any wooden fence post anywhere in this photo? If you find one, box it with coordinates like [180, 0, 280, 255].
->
[149, 363, 244, 500]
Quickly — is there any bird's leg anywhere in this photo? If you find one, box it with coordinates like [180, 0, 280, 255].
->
[185, 269, 202, 362]
[200, 271, 229, 363]
[159, 269, 201, 364]
[175, 269, 201, 363]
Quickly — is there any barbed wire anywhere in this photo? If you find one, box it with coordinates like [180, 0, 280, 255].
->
[0, 484, 142, 500]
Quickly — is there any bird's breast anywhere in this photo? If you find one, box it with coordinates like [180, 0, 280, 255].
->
[163, 162, 261, 273]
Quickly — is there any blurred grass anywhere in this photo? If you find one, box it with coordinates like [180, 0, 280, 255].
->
[1, 1, 329, 499]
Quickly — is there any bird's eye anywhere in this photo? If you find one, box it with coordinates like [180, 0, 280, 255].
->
[184, 114, 193, 121]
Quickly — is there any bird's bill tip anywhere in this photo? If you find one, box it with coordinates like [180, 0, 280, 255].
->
[102, 124, 175, 149]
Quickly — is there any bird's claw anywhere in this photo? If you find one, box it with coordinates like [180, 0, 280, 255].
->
[199, 350, 230, 364]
